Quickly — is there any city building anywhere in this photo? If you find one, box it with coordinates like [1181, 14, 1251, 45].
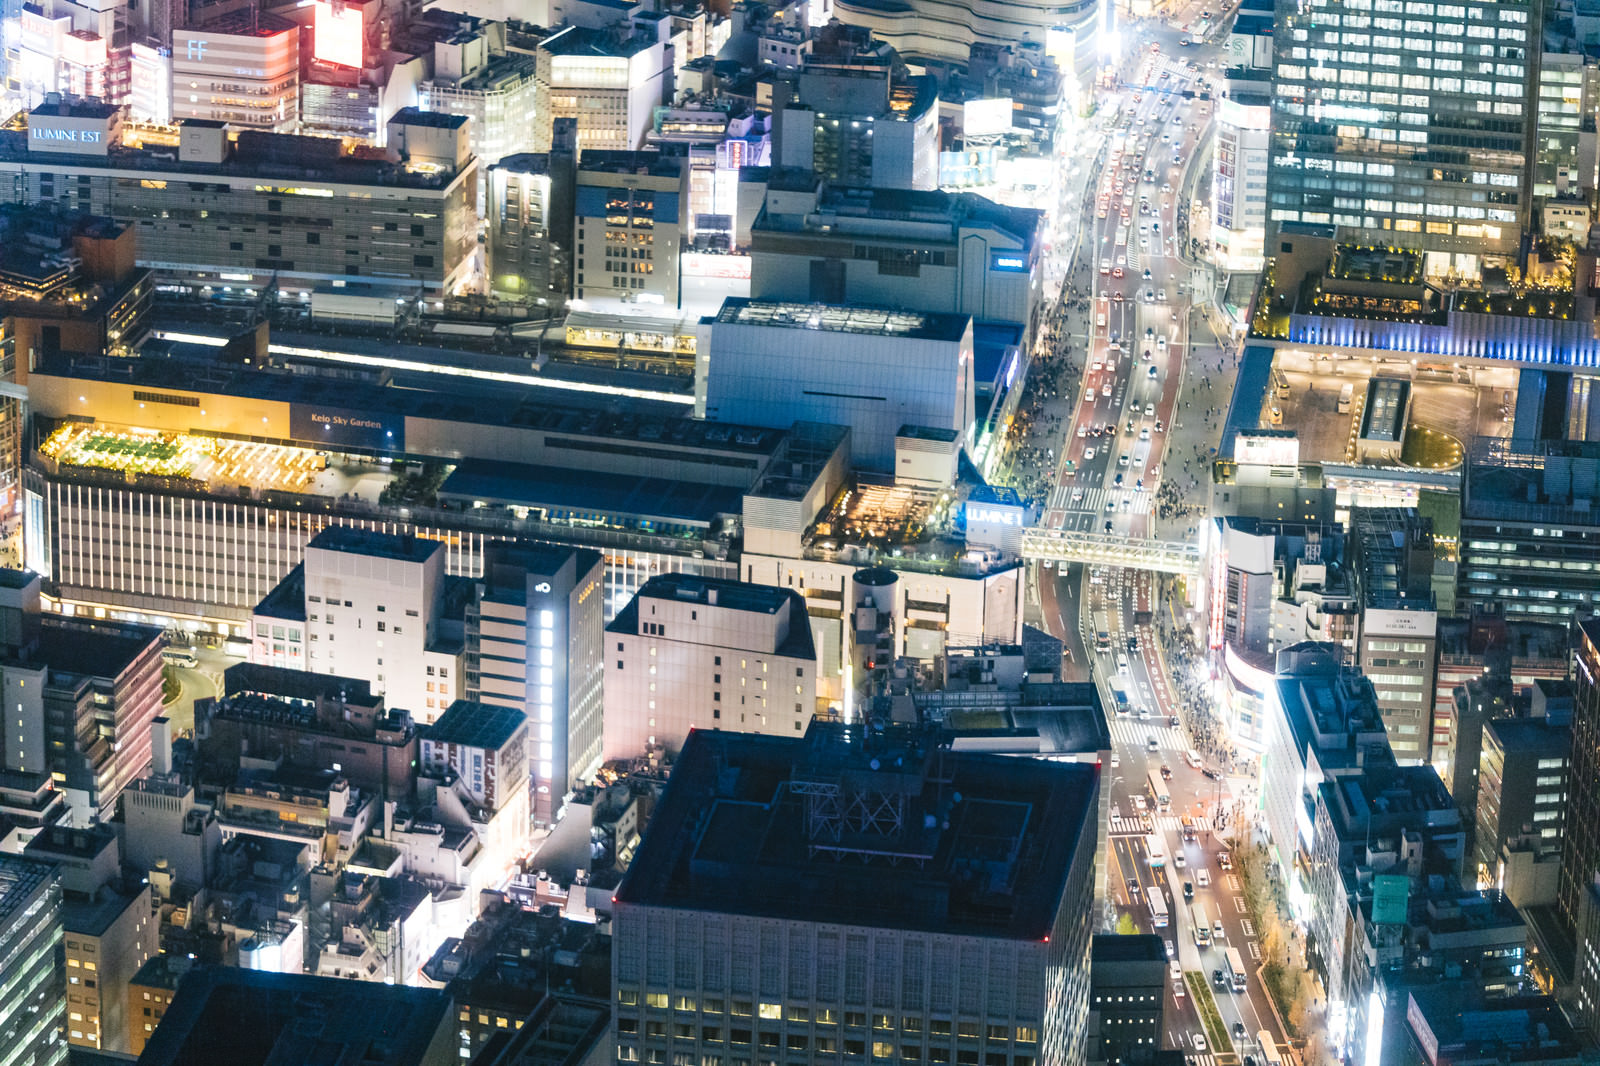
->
[748, 179, 1045, 348]
[465, 543, 604, 826]
[1211, 78, 1271, 273]
[831, 0, 1100, 83]
[771, 56, 940, 192]
[1397, 989, 1586, 1066]
[571, 151, 686, 307]
[0, 855, 66, 1066]
[126, 953, 195, 1057]
[1530, 50, 1599, 206]
[1087, 934, 1167, 1065]
[170, 14, 300, 130]
[11, 2, 127, 106]
[199, 663, 418, 809]
[1350, 509, 1440, 764]
[613, 722, 1101, 1066]
[287, 526, 466, 716]
[21, 349, 806, 633]
[540, 24, 668, 154]
[137, 967, 455, 1065]
[416, 21, 541, 170]
[1475, 713, 1570, 895]
[419, 700, 528, 844]
[1558, 616, 1600, 1033]
[1431, 618, 1569, 783]
[703, 298, 975, 472]
[602, 573, 817, 760]
[1265, 0, 1532, 272]
[0, 104, 478, 295]
[486, 139, 576, 304]
[0, 570, 165, 822]
[24, 824, 157, 1054]
[1460, 439, 1600, 621]
[1441, 671, 1512, 829]
[1260, 642, 1393, 917]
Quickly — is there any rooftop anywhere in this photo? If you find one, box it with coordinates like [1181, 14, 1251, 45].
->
[1483, 715, 1571, 756]
[713, 298, 971, 343]
[185, 9, 296, 36]
[1403, 990, 1583, 1065]
[137, 967, 450, 1066]
[1092, 932, 1168, 963]
[307, 525, 443, 565]
[425, 700, 527, 752]
[0, 855, 57, 929]
[437, 458, 743, 530]
[31, 618, 161, 680]
[759, 183, 1042, 255]
[608, 578, 817, 661]
[62, 881, 144, 937]
[540, 24, 659, 59]
[616, 722, 1098, 939]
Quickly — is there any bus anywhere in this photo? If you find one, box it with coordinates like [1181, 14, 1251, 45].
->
[1094, 611, 1112, 651]
[1257, 1033, 1285, 1066]
[1145, 833, 1165, 868]
[1191, 903, 1210, 947]
[1146, 887, 1169, 928]
[1146, 770, 1170, 811]
[1224, 947, 1248, 991]
[161, 647, 199, 669]
[1271, 366, 1290, 399]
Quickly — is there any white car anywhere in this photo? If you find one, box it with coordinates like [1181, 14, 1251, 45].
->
[1169, 961, 1181, 979]
[1196, 869, 1210, 887]
[1084, 446, 1097, 461]
[1110, 753, 1120, 768]
[1145, 403, 1156, 416]
[1140, 427, 1151, 441]
[1174, 853, 1186, 869]
[1193, 1034, 1207, 1052]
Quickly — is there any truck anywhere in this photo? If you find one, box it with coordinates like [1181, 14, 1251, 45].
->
[1110, 682, 1130, 715]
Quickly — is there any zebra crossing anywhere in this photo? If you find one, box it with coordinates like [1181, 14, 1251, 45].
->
[1051, 485, 1154, 514]
[1111, 813, 1187, 835]
[1110, 719, 1186, 750]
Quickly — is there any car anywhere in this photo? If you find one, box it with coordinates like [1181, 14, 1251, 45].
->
[1165, 940, 1176, 959]
[1127, 418, 1137, 433]
[1111, 752, 1121, 768]
[1135, 478, 1145, 491]
[1113, 291, 1124, 301]
[1158, 335, 1168, 350]
[1183, 880, 1194, 900]
[1174, 980, 1186, 999]
[1213, 920, 1226, 940]
[1169, 960, 1182, 979]
[1143, 348, 1153, 361]
[1127, 636, 1139, 652]
[1148, 365, 1159, 379]
[1127, 876, 1140, 894]
[1114, 473, 1124, 486]
[1234, 1022, 1247, 1041]
[1102, 381, 1113, 396]
[1201, 8, 1212, 16]
[1122, 495, 1133, 509]
[1105, 498, 1116, 511]
[1078, 424, 1088, 438]
[1091, 359, 1103, 371]
[1071, 488, 1085, 502]
[1174, 853, 1186, 869]
[1140, 427, 1151, 440]
[1180, 36, 1190, 44]
[1169, 715, 1180, 727]
[1193, 1034, 1207, 1052]
[1144, 289, 1156, 303]
[1133, 794, 1147, 811]
[1143, 268, 1153, 279]
[1160, 764, 1173, 779]
[1161, 182, 1173, 192]
[1158, 289, 1167, 301]
[1218, 852, 1234, 871]
[1196, 869, 1211, 887]
[1084, 446, 1097, 460]
[1113, 266, 1124, 278]
[1104, 520, 1114, 533]
[1145, 403, 1156, 416]
[1147, 735, 1159, 751]
[1202, 767, 1222, 780]
[1119, 453, 1130, 467]
[1213, 969, 1226, 987]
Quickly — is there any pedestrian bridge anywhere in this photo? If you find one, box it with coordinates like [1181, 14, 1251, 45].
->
[1021, 528, 1203, 577]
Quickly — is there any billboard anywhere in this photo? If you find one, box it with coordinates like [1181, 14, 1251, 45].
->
[314, 0, 364, 68]
[290, 404, 402, 451]
[963, 97, 1014, 138]
[1372, 874, 1409, 925]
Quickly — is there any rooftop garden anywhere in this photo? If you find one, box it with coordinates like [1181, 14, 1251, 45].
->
[1330, 243, 1423, 285]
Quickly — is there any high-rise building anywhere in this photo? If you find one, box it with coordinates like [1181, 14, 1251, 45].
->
[1265, 0, 1534, 274]
[487, 140, 576, 304]
[602, 573, 817, 760]
[1087, 934, 1167, 1065]
[612, 723, 1100, 1066]
[466, 543, 604, 826]
[1211, 82, 1272, 273]
[1474, 713, 1570, 894]
[570, 151, 686, 308]
[171, 14, 300, 130]
[1559, 616, 1600, 1032]
[1350, 509, 1440, 764]
[0, 855, 66, 1066]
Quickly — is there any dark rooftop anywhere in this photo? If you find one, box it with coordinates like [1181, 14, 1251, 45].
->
[223, 661, 376, 706]
[130, 952, 198, 992]
[437, 459, 743, 529]
[1092, 932, 1167, 963]
[425, 700, 527, 752]
[540, 24, 659, 58]
[32, 618, 161, 680]
[307, 525, 442, 564]
[254, 563, 306, 623]
[616, 723, 1098, 939]
[137, 967, 450, 1066]
[391, 107, 469, 130]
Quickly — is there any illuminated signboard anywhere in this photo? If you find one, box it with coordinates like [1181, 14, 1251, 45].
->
[290, 404, 402, 451]
[962, 97, 1014, 137]
[1208, 541, 1227, 650]
[991, 252, 1028, 273]
[314, 0, 364, 68]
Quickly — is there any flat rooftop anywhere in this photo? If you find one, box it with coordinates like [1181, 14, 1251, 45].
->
[426, 700, 526, 752]
[609, 579, 817, 661]
[617, 723, 1097, 939]
[0, 856, 57, 928]
[1092, 932, 1167, 963]
[137, 967, 450, 1066]
[1484, 716, 1571, 756]
[437, 459, 743, 530]
[34, 619, 160, 679]
[714, 298, 971, 343]
[307, 525, 443, 564]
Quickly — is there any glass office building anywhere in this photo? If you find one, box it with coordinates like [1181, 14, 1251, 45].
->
[1267, 0, 1534, 276]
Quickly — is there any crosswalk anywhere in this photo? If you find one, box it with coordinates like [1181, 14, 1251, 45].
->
[1111, 813, 1186, 836]
[1110, 719, 1186, 750]
[1049, 484, 1154, 514]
